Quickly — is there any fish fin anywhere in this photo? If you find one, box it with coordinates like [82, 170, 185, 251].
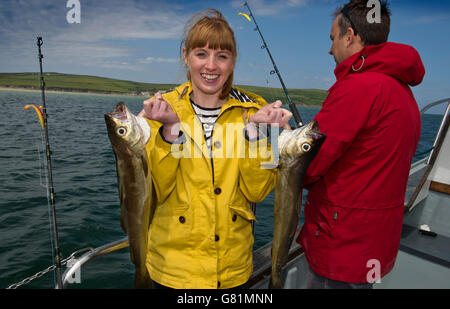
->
[241, 108, 249, 125]
[148, 185, 157, 229]
[141, 154, 149, 178]
[178, 86, 189, 101]
[115, 155, 129, 235]
[120, 207, 128, 234]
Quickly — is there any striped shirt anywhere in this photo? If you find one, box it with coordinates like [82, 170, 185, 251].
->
[190, 88, 257, 151]
[229, 87, 256, 103]
[190, 98, 221, 151]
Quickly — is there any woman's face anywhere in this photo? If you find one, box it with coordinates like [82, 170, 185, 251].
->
[184, 44, 235, 98]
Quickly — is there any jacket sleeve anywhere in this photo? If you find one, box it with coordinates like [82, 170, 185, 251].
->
[304, 79, 376, 187]
[237, 103, 277, 203]
[238, 136, 277, 203]
[147, 124, 184, 203]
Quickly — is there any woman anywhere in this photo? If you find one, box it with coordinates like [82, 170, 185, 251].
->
[139, 9, 292, 289]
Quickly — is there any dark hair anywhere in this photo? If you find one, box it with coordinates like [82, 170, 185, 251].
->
[333, 0, 391, 46]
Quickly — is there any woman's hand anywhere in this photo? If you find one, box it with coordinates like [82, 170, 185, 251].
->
[138, 92, 181, 142]
[139, 92, 179, 125]
[245, 100, 292, 139]
[248, 100, 292, 129]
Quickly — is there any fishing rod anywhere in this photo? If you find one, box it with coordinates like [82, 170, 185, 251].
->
[242, 1, 304, 127]
[36, 36, 64, 289]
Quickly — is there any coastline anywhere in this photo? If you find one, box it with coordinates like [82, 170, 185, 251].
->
[0, 86, 149, 97]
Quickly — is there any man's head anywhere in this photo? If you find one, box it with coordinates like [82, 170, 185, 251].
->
[329, 0, 391, 65]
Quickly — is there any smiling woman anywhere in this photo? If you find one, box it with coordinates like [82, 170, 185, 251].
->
[137, 8, 292, 289]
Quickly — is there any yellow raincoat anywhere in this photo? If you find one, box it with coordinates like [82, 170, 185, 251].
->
[145, 82, 277, 289]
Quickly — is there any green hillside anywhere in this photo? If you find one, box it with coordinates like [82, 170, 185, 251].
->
[0, 72, 175, 95]
[237, 85, 327, 107]
[0, 72, 327, 106]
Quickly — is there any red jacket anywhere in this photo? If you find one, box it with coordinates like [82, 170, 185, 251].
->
[297, 42, 425, 283]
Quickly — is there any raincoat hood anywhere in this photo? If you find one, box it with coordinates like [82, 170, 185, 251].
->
[334, 42, 425, 87]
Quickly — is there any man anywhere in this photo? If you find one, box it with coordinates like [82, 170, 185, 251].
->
[298, 0, 425, 288]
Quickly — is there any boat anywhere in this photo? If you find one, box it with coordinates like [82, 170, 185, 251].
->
[20, 98, 450, 289]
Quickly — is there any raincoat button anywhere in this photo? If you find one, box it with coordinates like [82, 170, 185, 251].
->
[232, 214, 237, 222]
[217, 281, 221, 288]
[179, 216, 186, 224]
[215, 235, 220, 241]
[214, 141, 222, 149]
[214, 188, 222, 195]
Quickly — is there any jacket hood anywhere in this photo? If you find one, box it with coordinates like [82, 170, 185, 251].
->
[334, 42, 425, 86]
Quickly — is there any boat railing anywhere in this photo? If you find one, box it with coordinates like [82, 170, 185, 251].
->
[60, 237, 128, 288]
[420, 98, 449, 115]
[405, 98, 450, 212]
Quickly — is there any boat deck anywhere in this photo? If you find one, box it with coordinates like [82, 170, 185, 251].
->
[377, 249, 450, 289]
[250, 189, 450, 289]
[381, 189, 450, 289]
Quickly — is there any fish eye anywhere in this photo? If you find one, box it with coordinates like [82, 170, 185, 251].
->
[117, 127, 127, 136]
[301, 143, 311, 152]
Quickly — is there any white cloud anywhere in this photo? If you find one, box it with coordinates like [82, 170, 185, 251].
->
[140, 56, 179, 64]
[99, 60, 144, 72]
[52, 4, 187, 43]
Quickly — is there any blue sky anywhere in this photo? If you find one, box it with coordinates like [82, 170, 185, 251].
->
[0, 0, 449, 113]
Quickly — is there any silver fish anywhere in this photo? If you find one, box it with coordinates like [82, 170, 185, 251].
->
[105, 102, 155, 289]
[270, 120, 326, 289]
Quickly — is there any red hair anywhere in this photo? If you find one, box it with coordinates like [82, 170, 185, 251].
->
[181, 9, 237, 100]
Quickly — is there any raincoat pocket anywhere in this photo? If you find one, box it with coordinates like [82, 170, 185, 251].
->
[228, 189, 256, 222]
[229, 204, 256, 222]
[226, 192, 255, 268]
[149, 202, 192, 251]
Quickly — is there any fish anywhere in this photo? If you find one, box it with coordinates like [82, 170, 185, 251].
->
[104, 102, 155, 289]
[269, 120, 326, 289]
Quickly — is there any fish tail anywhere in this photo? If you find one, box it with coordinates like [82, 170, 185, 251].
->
[134, 268, 153, 289]
[269, 263, 283, 289]
[269, 272, 282, 289]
